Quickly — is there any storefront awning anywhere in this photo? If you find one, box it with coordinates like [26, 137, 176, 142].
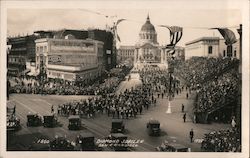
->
[27, 71, 39, 76]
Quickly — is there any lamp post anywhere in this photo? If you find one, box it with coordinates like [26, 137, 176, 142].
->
[166, 59, 174, 114]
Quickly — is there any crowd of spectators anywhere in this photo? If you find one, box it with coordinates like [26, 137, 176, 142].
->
[174, 57, 239, 113]
[9, 66, 132, 96]
[195, 70, 239, 113]
[201, 128, 241, 152]
[139, 65, 181, 97]
[175, 57, 239, 88]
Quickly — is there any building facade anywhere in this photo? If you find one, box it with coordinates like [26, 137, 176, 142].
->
[7, 35, 37, 76]
[185, 37, 239, 60]
[88, 29, 115, 70]
[118, 15, 185, 67]
[35, 38, 104, 81]
[117, 46, 135, 64]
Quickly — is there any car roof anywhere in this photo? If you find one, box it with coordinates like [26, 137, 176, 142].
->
[112, 119, 123, 123]
[68, 115, 80, 119]
[168, 143, 188, 150]
[27, 113, 38, 116]
[78, 132, 94, 138]
[148, 119, 160, 124]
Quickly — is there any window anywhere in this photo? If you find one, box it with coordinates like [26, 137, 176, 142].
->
[208, 46, 213, 54]
[234, 50, 237, 57]
[227, 45, 232, 57]
[223, 50, 226, 57]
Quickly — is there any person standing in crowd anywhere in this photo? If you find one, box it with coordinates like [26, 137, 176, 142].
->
[186, 93, 189, 99]
[183, 113, 186, 123]
[231, 116, 236, 128]
[181, 104, 184, 113]
[51, 105, 54, 113]
[13, 104, 16, 115]
[189, 129, 194, 143]
[161, 92, 164, 99]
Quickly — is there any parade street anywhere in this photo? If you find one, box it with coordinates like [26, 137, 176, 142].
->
[7, 72, 230, 152]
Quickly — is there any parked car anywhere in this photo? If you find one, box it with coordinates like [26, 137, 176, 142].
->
[107, 133, 129, 151]
[146, 119, 161, 136]
[27, 113, 43, 127]
[50, 136, 74, 151]
[75, 132, 96, 151]
[111, 119, 125, 133]
[43, 114, 57, 128]
[68, 115, 81, 130]
[156, 142, 189, 152]
[7, 115, 20, 132]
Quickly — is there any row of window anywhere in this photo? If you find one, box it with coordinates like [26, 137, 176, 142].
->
[36, 46, 47, 52]
[223, 50, 237, 57]
[208, 46, 237, 57]
[8, 57, 23, 63]
[119, 51, 134, 56]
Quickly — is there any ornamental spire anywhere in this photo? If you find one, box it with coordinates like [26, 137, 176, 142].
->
[147, 13, 150, 22]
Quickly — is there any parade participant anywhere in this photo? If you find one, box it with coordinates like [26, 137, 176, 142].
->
[181, 104, 184, 113]
[51, 105, 54, 113]
[183, 113, 186, 123]
[189, 129, 194, 143]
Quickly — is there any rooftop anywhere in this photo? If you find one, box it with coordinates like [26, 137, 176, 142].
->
[185, 37, 220, 46]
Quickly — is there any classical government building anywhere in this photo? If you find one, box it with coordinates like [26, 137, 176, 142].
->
[185, 37, 240, 60]
[117, 15, 185, 67]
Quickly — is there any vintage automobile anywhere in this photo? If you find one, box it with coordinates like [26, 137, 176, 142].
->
[156, 142, 189, 152]
[111, 119, 125, 133]
[68, 115, 81, 130]
[107, 133, 129, 151]
[29, 137, 51, 151]
[146, 119, 161, 136]
[7, 115, 20, 132]
[43, 114, 57, 128]
[27, 113, 43, 127]
[75, 132, 96, 151]
[50, 136, 75, 151]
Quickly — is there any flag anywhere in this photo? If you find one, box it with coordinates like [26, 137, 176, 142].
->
[159, 25, 183, 46]
[116, 19, 126, 25]
[211, 28, 237, 45]
[113, 19, 126, 42]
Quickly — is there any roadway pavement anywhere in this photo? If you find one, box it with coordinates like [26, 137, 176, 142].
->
[7, 72, 230, 152]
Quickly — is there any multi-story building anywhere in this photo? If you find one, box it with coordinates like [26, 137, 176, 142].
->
[117, 46, 135, 64]
[88, 29, 115, 70]
[185, 37, 239, 60]
[7, 35, 37, 76]
[35, 37, 104, 82]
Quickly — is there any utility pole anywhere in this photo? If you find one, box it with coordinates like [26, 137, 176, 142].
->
[236, 24, 242, 128]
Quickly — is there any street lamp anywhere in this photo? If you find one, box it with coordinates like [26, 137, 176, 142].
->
[166, 57, 174, 114]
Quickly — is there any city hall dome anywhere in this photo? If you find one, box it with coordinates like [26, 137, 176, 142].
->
[139, 14, 158, 45]
[140, 15, 156, 32]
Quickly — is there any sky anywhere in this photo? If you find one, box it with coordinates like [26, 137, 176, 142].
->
[7, 8, 241, 47]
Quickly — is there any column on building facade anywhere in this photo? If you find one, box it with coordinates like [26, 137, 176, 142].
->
[134, 48, 137, 64]
[160, 49, 164, 63]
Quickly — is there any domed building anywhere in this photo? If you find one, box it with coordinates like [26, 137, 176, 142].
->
[139, 15, 158, 45]
[117, 15, 184, 68]
[135, 15, 162, 64]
